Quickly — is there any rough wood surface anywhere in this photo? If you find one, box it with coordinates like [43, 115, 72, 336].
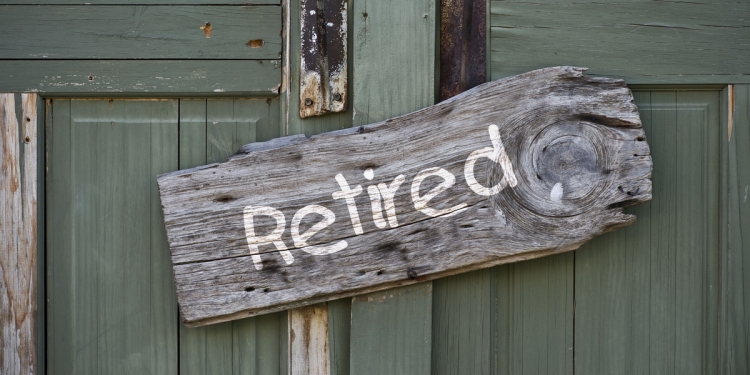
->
[0, 5, 281, 59]
[289, 304, 330, 375]
[1, 93, 38, 375]
[0, 60, 280, 96]
[439, 0, 486, 101]
[158, 66, 652, 327]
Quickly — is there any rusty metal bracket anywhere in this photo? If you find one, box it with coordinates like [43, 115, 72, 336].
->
[300, 0, 347, 118]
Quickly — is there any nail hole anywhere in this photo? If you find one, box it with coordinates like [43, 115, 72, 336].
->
[263, 288, 270, 293]
[88, 75, 94, 81]
[246, 39, 264, 48]
[244, 286, 255, 292]
[536, 174, 542, 180]
[362, 12, 368, 17]
[376, 270, 384, 275]
[25, 117, 31, 123]
[407, 268, 418, 279]
[24, 136, 30, 143]
[636, 136, 645, 141]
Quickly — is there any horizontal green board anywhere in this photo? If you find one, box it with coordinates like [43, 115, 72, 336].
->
[490, 0, 750, 84]
[0, 5, 281, 59]
[0, 60, 280, 95]
[4, 1, 278, 3]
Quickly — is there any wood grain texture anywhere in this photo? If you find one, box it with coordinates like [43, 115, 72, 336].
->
[178, 98, 288, 375]
[490, 0, 750, 84]
[575, 90, 720, 375]
[158, 66, 652, 326]
[289, 304, 331, 375]
[494, 253, 574, 375]
[439, 0, 486, 101]
[721, 85, 750, 374]
[0, 6, 281, 59]
[431, 269, 492, 375]
[46, 99, 179, 375]
[0, 60, 281, 95]
[350, 283, 433, 375]
[1, 93, 38, 375]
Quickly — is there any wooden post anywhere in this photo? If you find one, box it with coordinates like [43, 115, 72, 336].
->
[1, 93, 38, 375]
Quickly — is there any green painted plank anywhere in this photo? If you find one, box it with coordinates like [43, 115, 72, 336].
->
[0, 60, 280, 95]
[347, 1, 437, 374]
[6, 0, 278, 4]
[46, 99, 179, 375]
[431, 270, 491, 375]
[0, 5, 281, 59]
[350, 283, 433, 375]
[489, 0, 750, 84]
[721, 85, 750, 374]
[494, 253, 574, 375]
[178, 97, 287, 375]
[574, 90, 720, 375]
[351, 0, 437, 125]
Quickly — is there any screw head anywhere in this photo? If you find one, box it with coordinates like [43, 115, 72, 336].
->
[305, 98, 313, 106]
[333, 93, 342, 101]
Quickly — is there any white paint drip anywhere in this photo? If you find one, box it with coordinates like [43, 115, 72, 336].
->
[550, 182, 563, 202]
[363, 168, 374, 180]
[744, 185, 748, 203]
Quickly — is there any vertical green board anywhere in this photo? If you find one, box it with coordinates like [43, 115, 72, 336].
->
[432, 270, 492, 375]
[46, 99, 178, 375]
[575, 90, 720, 375]
[350, 284, 433, 375]
[349, 1, 437, 375]
[178, 98, 287, 375]
[722, 85, 750, 374]
[493, 254, 574, 375]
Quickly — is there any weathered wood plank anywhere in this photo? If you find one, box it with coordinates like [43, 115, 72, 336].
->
[575, 90, 720, 374]
[350, 283, 433, 375]
[289, 304, 331, 375]
[0, 60, 281, 96]
[721, 85, 750, 374]
[490, 0, 750, 84]
[439, 0, 486, 101]
[1, 93, 38, 375]
[158, 66, 651, 326]
[0, 6, 281, 59]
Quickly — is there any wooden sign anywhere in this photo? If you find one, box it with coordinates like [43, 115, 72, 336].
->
[158, 66, 652, 327]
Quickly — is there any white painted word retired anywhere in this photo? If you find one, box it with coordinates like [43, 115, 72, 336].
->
[158, 67, 652, 327]
[242, 125, 517, 270]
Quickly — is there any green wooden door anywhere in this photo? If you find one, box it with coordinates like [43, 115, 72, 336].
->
[46, 98, 287, 375]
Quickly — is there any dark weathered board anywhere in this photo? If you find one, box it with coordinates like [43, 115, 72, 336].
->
[158, 66, 652, 327]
